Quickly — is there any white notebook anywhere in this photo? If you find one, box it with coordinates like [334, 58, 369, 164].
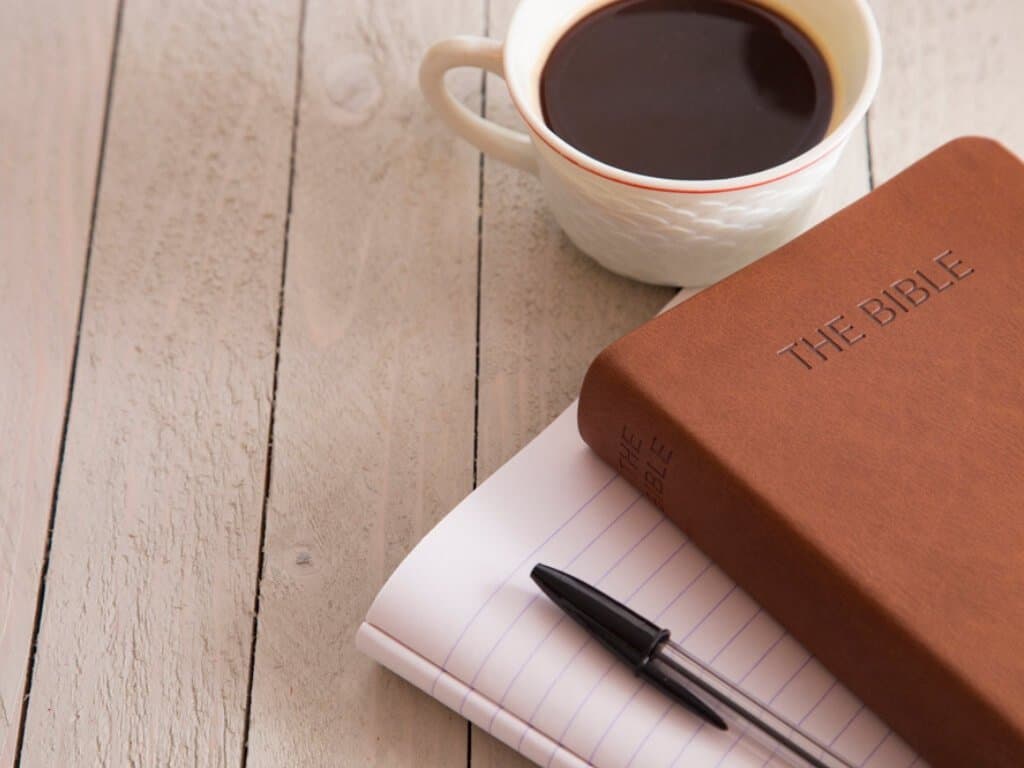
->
[357, 301, 925, 768]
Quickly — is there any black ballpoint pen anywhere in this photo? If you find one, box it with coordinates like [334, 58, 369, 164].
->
[531, 564, 855, 768]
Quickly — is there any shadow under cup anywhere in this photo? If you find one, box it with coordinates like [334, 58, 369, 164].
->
[502, 0, 881, 286]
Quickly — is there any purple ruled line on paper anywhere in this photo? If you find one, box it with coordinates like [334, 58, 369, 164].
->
[632, 537, 690, 594]
[673, 585, 739, 646]
[708, 608, 762, 665]
[859, 729, 891, 767]
[767, 653, 813, 706]
[457, 491, 644, 713]
[737, 629, 786, 685]
[829, 703, 865, 748]
[751, 678, 840, 767]
[516, 637, 590, 752]
[547, 659, 619, 766]
[431, 471, 619, 695]
[652, 560, 714, 624]
[655, 560, 715, 624]
[624, 702, 673, 768]
[484, 515, 668, 731]
[802, 679, 838, 724]
[669, 722, 707, 768]
[486, 611, 568, 734]
[586, 679, 647, 765]
[714, 731, 745, 768]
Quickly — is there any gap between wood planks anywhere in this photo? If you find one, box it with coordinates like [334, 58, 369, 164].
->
[11, 1, 308, 765]
[239, 0, 308, 766]
[865, 110, 877, 191]
[11, 2, 126, 765]
[468, 0, 494, 763]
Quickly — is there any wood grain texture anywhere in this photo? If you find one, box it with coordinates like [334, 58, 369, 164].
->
[9, 0, 1017, 766]
[868, 0, 1024, 182]
[16, 1, 300, 765]
[244, 0, 483, 765]
[809, 123, 872, 225]
[0, 2, 119, 765]
[469, 0, 668, 761]
[473, 0, 673, 487]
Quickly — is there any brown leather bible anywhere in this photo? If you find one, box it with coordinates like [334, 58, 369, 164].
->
[578, 137, 1024, 767]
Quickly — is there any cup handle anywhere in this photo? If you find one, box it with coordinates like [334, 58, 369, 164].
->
[420, 36, 539, 175]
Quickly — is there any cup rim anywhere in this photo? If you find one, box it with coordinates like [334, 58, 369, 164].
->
[503, 0, 882, 194]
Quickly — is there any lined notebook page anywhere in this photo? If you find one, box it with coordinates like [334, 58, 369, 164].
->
[360, 409, 924, 768]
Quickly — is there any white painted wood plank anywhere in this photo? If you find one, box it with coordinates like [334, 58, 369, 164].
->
[474, 0, 673, 484]
[469, 3, 871, 763]
[0, 2, 119, 765]
[16, 1, 300, 765]
[810, 122, 873, 223]
[244, 0, 483, 765]
[470, 0, 670, 762]
[868, 0, 1024, 182]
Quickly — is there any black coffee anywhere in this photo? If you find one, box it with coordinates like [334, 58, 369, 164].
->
[540, 0, 833, 180]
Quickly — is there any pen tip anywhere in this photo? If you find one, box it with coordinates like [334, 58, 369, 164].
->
[531, 563, 554, 582]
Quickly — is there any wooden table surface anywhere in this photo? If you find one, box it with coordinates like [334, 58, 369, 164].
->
[2, 1, 1021, 766]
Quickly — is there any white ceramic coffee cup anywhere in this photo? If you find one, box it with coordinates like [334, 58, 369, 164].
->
[420, 0, 881, 286]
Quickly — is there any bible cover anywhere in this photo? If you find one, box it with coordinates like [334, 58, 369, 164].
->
[578, 137, 1024, 767]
